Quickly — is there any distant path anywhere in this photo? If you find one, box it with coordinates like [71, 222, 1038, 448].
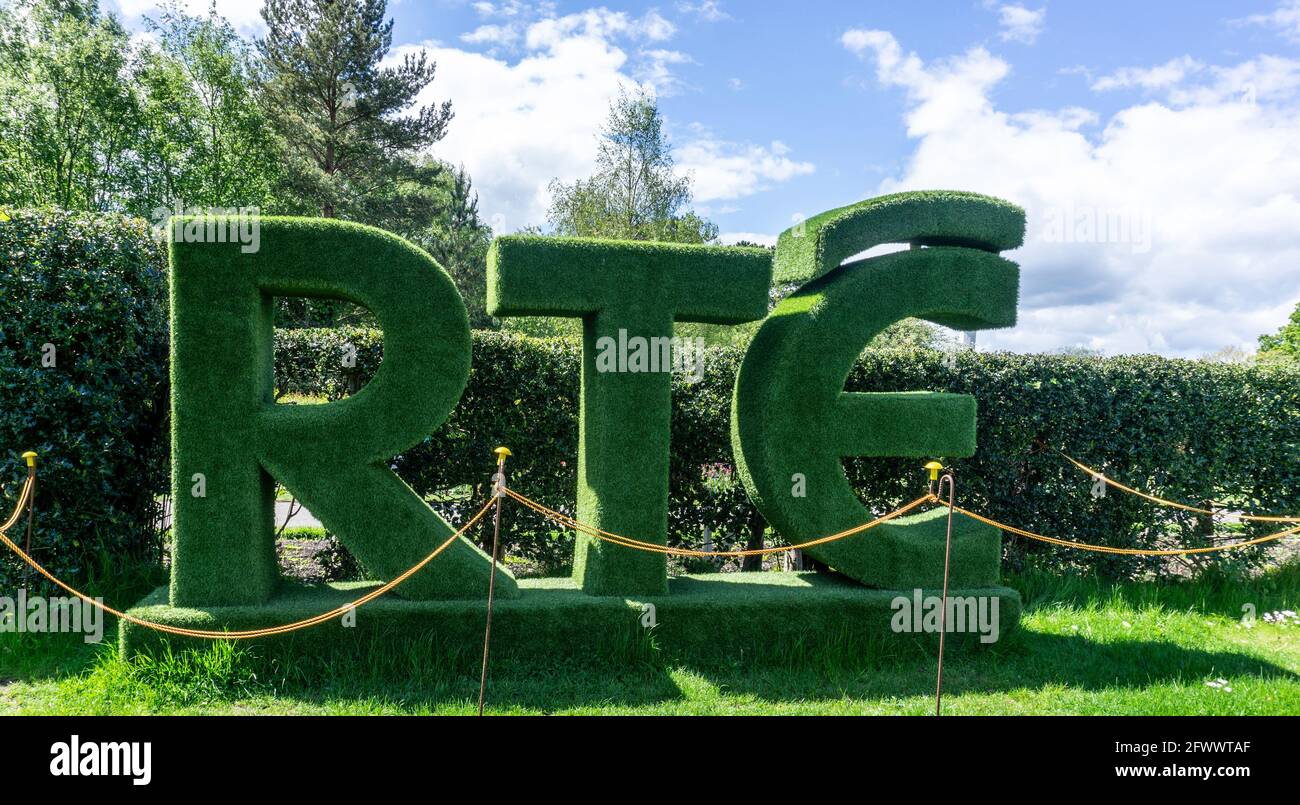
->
[159, 499, 322, 531]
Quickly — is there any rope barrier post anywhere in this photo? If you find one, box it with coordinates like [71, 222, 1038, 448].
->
[924, 460, 943, 499]
[929, 461, 956, 717]
[20, 452, 36, 588]
[478, 446, 511, 717]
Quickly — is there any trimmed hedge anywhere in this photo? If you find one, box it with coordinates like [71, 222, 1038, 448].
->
[277, 328, 1300, 581]
[0, 210, 169, 588]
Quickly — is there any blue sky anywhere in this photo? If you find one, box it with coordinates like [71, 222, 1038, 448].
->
[108, 0, 1300, 357]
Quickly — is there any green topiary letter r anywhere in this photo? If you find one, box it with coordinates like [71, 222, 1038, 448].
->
[170, 217, 516, 607]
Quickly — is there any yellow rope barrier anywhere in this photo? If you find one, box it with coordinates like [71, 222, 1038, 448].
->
[0, 466, 33, 533]
[953, 504, 1300, 556]
[1059, 451, 1300, 523]
[0, 465, 496, 640]
[504, 486, 933, 557]
[508, 484, 1300, 558]
[5, 443, 1297, 643]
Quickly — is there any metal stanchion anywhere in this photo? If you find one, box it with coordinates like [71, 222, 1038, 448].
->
[478, 446, 511, 716]
[926, 460, 956, 716]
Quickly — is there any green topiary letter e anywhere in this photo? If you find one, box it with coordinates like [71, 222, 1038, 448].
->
[488, 237, 771, 595]
[732, 191, 1025, 589]
[170, 217, 516, 606]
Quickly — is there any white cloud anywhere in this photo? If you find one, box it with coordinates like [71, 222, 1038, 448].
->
[1091, 56, 1203, 92]
[990, 3, 1046, 45]
[395, 35, 633, 233]
[461, 24, 520, 47]
[473, 1, 553, 18]
[639, 8, 676, 41]
[636, 48, 695, 96]
[458, 5, 688, 89]
[1238, 0, 1300, 43]
[525, 8, 673, 50]
[403, 11, 809, 233]
[676, 135, 815, 202]
[1170, 56, 1300, 105]
[842, 30, 1009, 136]
[843, 29, 1300, 357]
[677, 1, 730, 23]
[109, 0, 266, 35]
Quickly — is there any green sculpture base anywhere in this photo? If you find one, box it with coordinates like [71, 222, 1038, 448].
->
[120, 573, 1021, 668]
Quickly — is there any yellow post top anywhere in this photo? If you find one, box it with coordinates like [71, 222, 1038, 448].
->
[21, 451, 37, 468]
[924, 460, 944, 481]
[494, 446, 512, 464]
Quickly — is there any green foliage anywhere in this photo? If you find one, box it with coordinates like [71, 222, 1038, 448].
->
[0, 0, 140, 211]
[0, 0, 493, 331]
[0, 209, 169, 588]
[733, 192, 1024, 588]
[134, 4, 282, 213]
[847, 350, 1300, 580]
[871, 318, 953, 351]
[1258, 300, 1300, 365]
[169, 217, 513, 606]
[487, 235, 771, 594]
[14, 561, 1300, 714]
[0, 1, 281, 218]
[412, 163, 495, 329]
[278, 328, 760, 574]
[276, 333, 1300, 583]
[257, 0, 452, 220]
[277, 527, 365, 584]
[547, 87, 718, 244]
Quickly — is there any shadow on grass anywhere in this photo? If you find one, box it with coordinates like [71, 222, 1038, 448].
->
[5, 568, 1298, 713]
[0, 630, 111, 683]
[122, 622, 1295, 714]
[684, 629, 1298, 707]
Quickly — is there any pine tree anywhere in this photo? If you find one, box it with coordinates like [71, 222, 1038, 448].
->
[416, 163, 494, 328]
[257, 0, 452, 220]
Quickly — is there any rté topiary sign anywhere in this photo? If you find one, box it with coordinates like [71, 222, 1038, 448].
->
[134, 190, 1025, 661]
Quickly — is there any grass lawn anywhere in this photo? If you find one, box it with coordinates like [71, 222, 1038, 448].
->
[2, 564, 1297, 715]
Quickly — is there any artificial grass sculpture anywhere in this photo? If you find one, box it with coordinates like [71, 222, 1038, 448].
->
[488, 236, 771, 595]
[131, 195, 1029, 662]
[170, 217, 515, 607]
[732, 191, 1026, 588]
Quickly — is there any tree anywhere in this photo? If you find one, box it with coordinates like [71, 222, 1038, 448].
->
[133, 3, 282, 215]
[414, 162, 494, 328]
[1202, 345, 1255, 365]
[0, 0, 281, 219]
[1050, 344, 1104, 358]
[0, 1, 37, 204]
[871, 319, 952, 351]
[0, 0, 141, 211]
[547, 86, 717, 244]
[1258, 301, 1300, 365]
[257, 0, 453, 220]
